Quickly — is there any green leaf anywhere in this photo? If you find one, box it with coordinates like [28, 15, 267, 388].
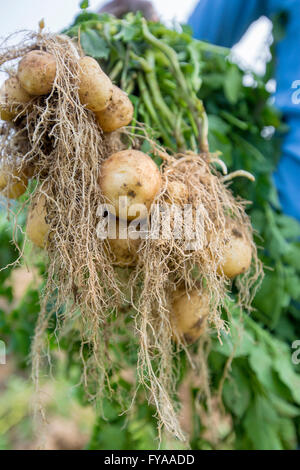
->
[269, 394, 300, 418]
[253, 270, 289, 327]
[223, 66, 242, 104]
[80, 0, 89, 9]
[244, 396, 283, 450]
[212, 316, 255, 358]
[273, 355, 300, 404]
[80, 29, 110, 60]
[248, 345, 276, 391]
[284, 243, 300, 271]
[208, 115, 230, 135]
[223, 362, 251, 418]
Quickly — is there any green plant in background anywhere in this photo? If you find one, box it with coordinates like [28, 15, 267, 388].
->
[0, 5, 300, 450]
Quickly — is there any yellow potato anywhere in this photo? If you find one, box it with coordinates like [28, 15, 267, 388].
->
[99, 150, 161, 220]
[0, 167, 28, 199]
[165, 180, 188, 205]
[18, 50, 57, 96]
[219, 226, 252, 278]
[78, 56, 113, 112]
[26, 194, 49, 248]
[170, 288, 210, 344]
[0, 77, 31, 120]
[95, 85, 134, 132]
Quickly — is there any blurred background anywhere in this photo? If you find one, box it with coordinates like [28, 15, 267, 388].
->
[0, 0, 272, 75]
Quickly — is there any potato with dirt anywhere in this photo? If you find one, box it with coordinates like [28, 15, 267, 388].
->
[0, 77, 31, 120]
[0, 166, 28, 199]
[26, 194, 50, 248]
[100, 150, 161, 220]
[78, 56, 113, 112]
[219, 224, 252, 278]
[165, 180, 188, 205]
[18, 50, 57, 96]
[170, 288, 210, 344]
[95, 85, 134, 132]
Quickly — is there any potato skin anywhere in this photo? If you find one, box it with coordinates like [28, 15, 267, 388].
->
[165, 180, 188, 205]
[18, 50, 56, 96]
[219, 227, 252, 278]
[79, 56, 113, 112]
[0, 167, 28, 199]
[100, 150, 161, 220]
[95, 85, 134, 132]
[0, 77, 31, 119]
[26, 194, 49, 248]
[171, 289, 210, 344]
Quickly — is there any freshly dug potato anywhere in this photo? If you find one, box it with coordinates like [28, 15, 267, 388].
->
[100, 150, 161, 220]
[78, 56, 113, 112]
[170, 288, 210, 344]
[95, 85, 134, 132]
[165, 180, 188, 205]
[219, 225, 252, 278]
[18, 50, 57, 96]
[107, 219, 141, 267]
[0, 167, 28, 199]
[26, 194, 49, 248]
[0, 77, 31, 120]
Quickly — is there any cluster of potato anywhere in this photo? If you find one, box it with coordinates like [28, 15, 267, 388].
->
[0, 50, 134, 200]
[0, 50, 252, 345]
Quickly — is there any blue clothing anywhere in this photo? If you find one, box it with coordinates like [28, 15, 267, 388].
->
[188, 0, 300, 221]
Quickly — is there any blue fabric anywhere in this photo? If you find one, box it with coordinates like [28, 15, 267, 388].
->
[188, 0, 300, 221]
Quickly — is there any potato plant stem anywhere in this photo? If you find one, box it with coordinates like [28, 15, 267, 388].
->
[141, 19, 208, 152]
[137, 73, 173, 147]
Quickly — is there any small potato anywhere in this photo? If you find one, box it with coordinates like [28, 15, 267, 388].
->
[171, 288, 210, 344]
[79, 56, 113, 112]
[0, 77, 31, 120]
[18, 50, 57, 96]
[100, 150, 161, 220]
[106, 219, 141, 267]
[95, 85, 134, 132]
[165, 180, 188, 205]
[26, 194, 49, 248]
[0, 167, 28, 199]
[219, 226, 252, 278]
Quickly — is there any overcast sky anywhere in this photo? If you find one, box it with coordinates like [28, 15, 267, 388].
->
[0, 0, 272, 74]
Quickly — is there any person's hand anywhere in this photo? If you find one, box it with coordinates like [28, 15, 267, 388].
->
[98, 0, 159, 21]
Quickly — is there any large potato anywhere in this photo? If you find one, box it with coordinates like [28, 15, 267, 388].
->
[0, 167, 28, 199]
[95, 85, 134, 132]
[170, 288, 210, 344]
[18, 50, 57, 96]
[99, 150, 161, 220]
[78, 56, 113, 112]
[26, 194, 49, 248]
[0, 77, 31, 120]
[219, 225, 252, 278]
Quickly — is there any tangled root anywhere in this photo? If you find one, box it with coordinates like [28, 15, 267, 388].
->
[0, 31, 263, 442]
[128, 152, 262, 438]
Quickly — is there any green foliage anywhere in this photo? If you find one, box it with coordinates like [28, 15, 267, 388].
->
[210, 310, 300, 449]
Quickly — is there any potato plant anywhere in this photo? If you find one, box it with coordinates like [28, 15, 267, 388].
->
[0, 7, 299, 450]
